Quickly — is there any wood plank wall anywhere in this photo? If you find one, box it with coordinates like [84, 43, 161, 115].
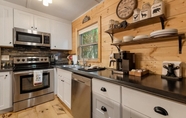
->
[71, 0, 186, 77]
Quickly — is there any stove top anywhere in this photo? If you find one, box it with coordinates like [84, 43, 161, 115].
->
[13, 57, 52, 71]
[13, 57, 49, 64]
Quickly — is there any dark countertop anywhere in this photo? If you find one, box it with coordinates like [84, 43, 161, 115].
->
[0, 67, 13, 72]
[55, 65, 186, 104]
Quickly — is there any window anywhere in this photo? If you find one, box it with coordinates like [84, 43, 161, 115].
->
[78, 24, 98, 60]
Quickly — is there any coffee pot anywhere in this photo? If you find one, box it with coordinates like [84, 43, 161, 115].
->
[113, 51, 135, 74]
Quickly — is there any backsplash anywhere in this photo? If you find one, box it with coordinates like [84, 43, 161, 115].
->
[0, 46, 69, 67]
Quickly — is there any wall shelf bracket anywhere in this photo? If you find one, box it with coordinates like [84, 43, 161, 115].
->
[115, 45, 120, 53]
[178, 35, 183, 54]
[108, 33, 114, 43]
[159, 16, 165, 29]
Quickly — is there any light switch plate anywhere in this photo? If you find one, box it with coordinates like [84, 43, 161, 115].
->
[1, 55, 9, 60]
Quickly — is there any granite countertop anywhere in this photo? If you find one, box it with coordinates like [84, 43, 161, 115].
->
[54, 65, 186, 104]
[0, 67, 13, 72]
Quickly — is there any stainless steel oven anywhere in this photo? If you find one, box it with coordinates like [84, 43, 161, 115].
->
[12, 57, 54, 112]
[14, 27, 50, 47]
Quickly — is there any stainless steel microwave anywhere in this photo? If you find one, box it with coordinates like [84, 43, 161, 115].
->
[14, 27, 50, 47]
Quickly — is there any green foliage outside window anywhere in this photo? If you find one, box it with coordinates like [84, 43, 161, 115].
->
[79, 28, 98, 59]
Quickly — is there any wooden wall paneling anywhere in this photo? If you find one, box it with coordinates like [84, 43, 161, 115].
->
[72, 0, 186, 76]
[165, 0, 186, 17]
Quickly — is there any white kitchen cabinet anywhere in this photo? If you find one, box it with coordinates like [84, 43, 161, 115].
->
[57, 74, 64, 101]
[0, 72, 12, 110]
[56, 68, 72, 109]
[50, 20, 72, 50]
[34, 15, 50, 33]
[122, 86, 186, 118]
[123, 105, 150, 118]
[0, 5, 13, 47]
[14, 9, 50, 33]
[93, 92, 121, 118]
[92, 79, 121, 118]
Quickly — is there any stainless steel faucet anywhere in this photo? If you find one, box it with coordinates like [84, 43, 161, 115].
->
[82, 58, 87, 67]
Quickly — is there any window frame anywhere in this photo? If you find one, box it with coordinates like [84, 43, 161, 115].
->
[76, 17, 101, 63]
[79, 24, 98, 60]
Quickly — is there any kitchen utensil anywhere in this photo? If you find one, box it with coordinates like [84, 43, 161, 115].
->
[123, 36, 134, 42]
[140, 3, 151, 20]
[109, 51, 115, 67]
[113, 38, 122, 43]
[114, 20, 120, 28]
[133, 35, 149, 40]
[150, 33, 177, 38]
[161, 61, 182, 80]
[72, 55, 78, 64]
[109, 60, 116, 67]
[151, 0, 165, 17]
[133, 8, 140, 22]
[109, 19, 114, 29]
[120, 20, 128, 28]
[150, 29, 178, 36]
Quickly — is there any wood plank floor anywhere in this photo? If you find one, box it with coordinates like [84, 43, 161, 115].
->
[0, 97, 73, 118]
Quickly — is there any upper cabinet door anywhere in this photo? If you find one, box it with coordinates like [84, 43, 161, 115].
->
[14, 9, 34, 30]
[50, 20, 72, 50]
[0, 5, 13, 47]
[34, 15, 50, 33]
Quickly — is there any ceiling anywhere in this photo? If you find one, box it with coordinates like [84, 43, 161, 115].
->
[4, 0, 103, 21]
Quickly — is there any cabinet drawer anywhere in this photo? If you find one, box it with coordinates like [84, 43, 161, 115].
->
[57, 68, 72, 84]
[93, 113, 99, 118]
[92, 79, 121, 103]
[61, 69, 72, 79]
[93, 92, 121, 118]
[122, 105, 150, 118]
[122, 87, 186, 118]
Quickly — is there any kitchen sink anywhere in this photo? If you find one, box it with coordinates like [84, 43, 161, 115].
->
[78, 67, 106, 72]
[61, 65, 83, 69]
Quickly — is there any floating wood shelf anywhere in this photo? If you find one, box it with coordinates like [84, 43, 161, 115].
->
[111, 34, 185, 54]
[105, 14, 166, 35]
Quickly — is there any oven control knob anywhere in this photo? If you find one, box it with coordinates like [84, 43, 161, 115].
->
[41, 59, 43, 61]
[45, 58, 47, 61]
[17, 59, 20, 62]
[22, 59, 25, 62]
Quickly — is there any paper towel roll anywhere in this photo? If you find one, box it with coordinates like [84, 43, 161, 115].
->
[72, 55, 78, 64]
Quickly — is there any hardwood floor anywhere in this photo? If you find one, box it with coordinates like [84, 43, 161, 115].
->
[0, 97, 73, 118]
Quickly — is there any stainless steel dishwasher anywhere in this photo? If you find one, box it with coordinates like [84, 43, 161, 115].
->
[72, 73, 91, 118]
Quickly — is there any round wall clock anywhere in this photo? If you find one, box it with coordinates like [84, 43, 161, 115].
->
[116, 0, 137, 19]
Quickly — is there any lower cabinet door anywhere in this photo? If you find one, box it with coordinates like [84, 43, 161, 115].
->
[122, 105, 131, 118]
[131, 109, 150, 118]
[93, 113, 100, 118]
[63, 81, 71, 109]
[57, 78, 64, 101]
[93, 92, 121, 118]
[122, 105, 150, 118]
[0, 72, 12, 110]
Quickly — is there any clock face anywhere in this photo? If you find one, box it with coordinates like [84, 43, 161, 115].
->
[116, 0, 137, 19]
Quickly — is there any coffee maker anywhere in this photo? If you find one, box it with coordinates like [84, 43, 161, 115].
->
[114, 51, 135, 74]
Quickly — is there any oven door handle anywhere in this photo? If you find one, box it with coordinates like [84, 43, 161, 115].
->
[14, 70, 50, 75]
[43, 71, 49, 73]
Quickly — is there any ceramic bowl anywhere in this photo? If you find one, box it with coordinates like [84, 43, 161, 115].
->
[123, 36, 134, 42]
[113, 38, 122, 43]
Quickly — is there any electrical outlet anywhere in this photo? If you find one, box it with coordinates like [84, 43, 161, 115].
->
[1, 55, 9, 60]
